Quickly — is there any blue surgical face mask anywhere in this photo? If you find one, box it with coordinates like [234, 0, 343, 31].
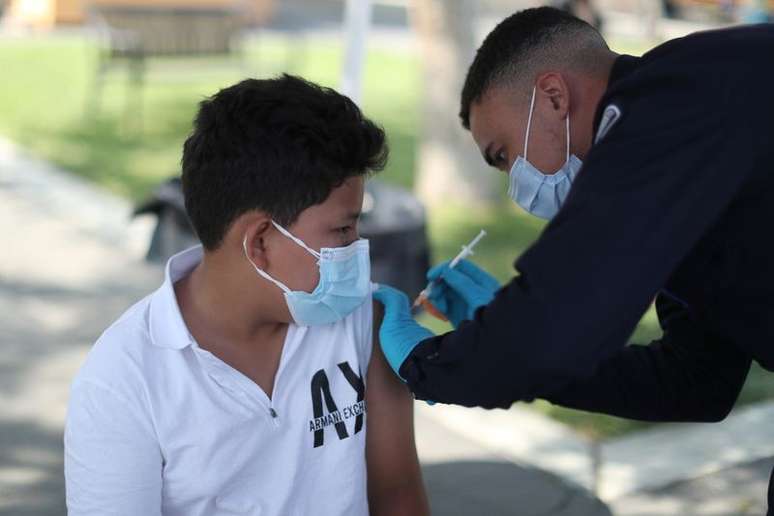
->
[243, 221, 371, 327]
[507, 86, 583, 219]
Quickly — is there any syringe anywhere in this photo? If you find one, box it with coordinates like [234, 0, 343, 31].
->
[412, 229, 487, 309]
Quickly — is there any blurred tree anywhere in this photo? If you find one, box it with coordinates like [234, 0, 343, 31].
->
[411, 0, 500, 208]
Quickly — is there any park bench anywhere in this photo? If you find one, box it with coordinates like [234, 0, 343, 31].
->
[86, 2, 250, 126]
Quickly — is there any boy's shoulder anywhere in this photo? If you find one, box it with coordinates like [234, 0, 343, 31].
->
[371, 297, 384, 326]
[72, 289, 160, 398]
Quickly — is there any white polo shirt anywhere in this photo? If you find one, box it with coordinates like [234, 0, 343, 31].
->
[65, 246, 374, 516]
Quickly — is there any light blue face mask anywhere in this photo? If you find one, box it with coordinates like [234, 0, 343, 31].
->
[243, 221, 371, 327]
[507, 86, 583, 220]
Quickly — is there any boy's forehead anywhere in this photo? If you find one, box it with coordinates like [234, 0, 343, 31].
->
[296, 176, 365, 224]
[321, 176, 365, 213]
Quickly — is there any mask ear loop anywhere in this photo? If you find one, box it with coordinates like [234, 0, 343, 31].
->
[271, 221, 321, 260]
[565, 113, 571, 162]
[524, 86, 537, 161]
[243, 235, 292, 294]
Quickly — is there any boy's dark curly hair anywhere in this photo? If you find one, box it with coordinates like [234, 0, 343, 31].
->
[182, 74, 388, 250]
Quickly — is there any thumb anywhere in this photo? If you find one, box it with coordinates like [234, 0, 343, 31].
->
[373, 285, 410, 317]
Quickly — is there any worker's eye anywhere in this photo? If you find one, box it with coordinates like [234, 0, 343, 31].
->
[490, 148, 508, 171]
[336, 226, 352, 235]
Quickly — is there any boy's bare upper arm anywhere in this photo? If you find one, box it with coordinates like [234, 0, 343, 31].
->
[365, 300, 428, 514]
[366, 300, 413, 412]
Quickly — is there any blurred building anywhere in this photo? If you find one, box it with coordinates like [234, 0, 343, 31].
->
[2, 0, 274, 29]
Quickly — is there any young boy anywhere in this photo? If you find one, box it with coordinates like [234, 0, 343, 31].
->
[64, 75, 429, 516]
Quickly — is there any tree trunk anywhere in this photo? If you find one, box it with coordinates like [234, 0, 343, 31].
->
[411, 0, 499, 208]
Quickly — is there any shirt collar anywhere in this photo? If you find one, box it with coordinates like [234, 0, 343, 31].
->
[148, 245, 203, 350]
[608, 54, 640, 85]
[592, 54, 641, 137]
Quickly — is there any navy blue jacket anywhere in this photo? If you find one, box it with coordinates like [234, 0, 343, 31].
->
[403, 25, 774, 438]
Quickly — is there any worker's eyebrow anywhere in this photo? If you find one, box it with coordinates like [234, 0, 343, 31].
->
[482, 142, 495, 167]
[345, 211, 361, 221]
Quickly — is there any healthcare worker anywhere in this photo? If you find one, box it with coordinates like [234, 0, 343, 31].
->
[373, 6, 774, 511]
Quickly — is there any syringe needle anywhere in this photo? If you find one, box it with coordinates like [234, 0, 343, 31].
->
[412, 229, 487, 309]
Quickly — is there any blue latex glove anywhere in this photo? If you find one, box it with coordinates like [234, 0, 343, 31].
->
[373, 284, 435, 380]
[426, 259, 500, 328]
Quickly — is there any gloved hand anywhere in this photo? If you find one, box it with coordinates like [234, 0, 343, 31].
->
[426, 259, 500, 328]
[373, 284, 435, 380]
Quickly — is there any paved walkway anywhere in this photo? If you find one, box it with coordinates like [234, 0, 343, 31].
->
[415, 409, 609, 515]
[611, 458, 773, 515]
[0, 138, 608, 515]
[0, 139, 162, 515]
[419, 403, 774, 515]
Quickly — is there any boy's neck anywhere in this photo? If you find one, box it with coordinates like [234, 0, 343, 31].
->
[176, 252, 290, 397]
[177, 252, 289, 349]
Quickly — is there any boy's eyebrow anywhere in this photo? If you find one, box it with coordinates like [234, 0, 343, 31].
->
[346, 211, 362, 221]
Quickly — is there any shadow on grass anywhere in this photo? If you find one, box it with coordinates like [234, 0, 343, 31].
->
[20, 79, 417, 202]
[19, 94, 200, 201]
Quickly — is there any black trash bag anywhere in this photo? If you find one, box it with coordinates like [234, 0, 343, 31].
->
[133, 177, 198, 263]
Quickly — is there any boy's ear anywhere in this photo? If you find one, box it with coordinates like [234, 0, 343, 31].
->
[237, 213, 273, 269]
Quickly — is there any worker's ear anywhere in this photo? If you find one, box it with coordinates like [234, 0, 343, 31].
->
[535, 72, 570, 121]
[238, 213, 273, 270]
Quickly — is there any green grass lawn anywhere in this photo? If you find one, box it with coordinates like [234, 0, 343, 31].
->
[0, 33, 419, 198]
[1, 32, 770, 439]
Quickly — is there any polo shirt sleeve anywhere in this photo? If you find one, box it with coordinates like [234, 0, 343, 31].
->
[65, 379, 162, 516]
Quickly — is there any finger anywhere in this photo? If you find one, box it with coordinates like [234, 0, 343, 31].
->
[421, 298, 449, 322]
[374, 285, 410, 317]
[454, 259, 497, 288]
[483, 276, 501, 293]
[426, 260, 452, 282]
[426, 283, 449, 313]
[426, 295, 448, 317]
[457, 259, 501, 291]
[374, 285, 406, 308]
[373, 285, 400, 308]
[452, 259, 481, 277]
[439, 266, 483, 299]
[476, 269, 500, 292]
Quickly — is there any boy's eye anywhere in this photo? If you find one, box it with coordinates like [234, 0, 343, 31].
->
[337, 226, 352, 234]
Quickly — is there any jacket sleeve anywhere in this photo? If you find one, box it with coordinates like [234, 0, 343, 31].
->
[545, 294, 752, 422]
[401, 76, 754, 409]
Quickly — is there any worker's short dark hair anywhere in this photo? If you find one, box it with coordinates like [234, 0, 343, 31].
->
[459, 6, 607, 129]
[181, 75, 388, 250]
